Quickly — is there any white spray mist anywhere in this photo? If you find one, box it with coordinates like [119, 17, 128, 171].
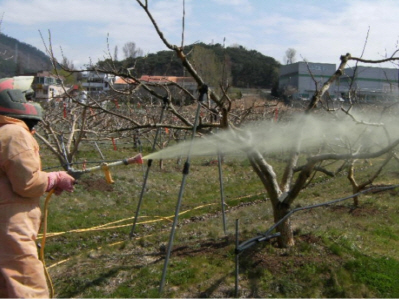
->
[143, 111, 399, 160]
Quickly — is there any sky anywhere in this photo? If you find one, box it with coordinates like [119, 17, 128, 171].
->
[0, 0, 399, 69]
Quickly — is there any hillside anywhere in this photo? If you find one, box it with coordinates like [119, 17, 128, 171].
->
[0, 35, 281, 91]
[98, 43, 281, 90]
[0, 34, 281, 90]
[0, 33, 52, 77]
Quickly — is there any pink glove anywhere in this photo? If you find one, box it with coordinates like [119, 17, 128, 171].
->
[46, 171, 75, 195]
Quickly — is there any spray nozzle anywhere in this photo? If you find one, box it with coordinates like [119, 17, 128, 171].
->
[123, 153, 143, 165]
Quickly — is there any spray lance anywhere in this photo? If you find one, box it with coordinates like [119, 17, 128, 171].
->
[58, 135, 144, 183]
[66, 153, 144, 183]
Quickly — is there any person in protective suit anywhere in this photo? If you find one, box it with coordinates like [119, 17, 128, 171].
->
[0, 87, 75, 298]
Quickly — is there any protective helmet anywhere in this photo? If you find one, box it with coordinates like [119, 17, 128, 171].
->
[0, 88, 43, 121]
[0, 77, 43, 121]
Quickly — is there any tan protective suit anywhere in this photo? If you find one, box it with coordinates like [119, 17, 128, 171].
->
[0, 115, 49, 298]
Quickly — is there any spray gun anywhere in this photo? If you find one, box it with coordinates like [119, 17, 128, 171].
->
[67, 153, 143, 184]
[57, 135, 143, 183]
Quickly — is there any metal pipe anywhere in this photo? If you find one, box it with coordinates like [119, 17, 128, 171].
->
[237, 185, 399, 253]
[217, 150, 227, 235]
[235, 219, 239, 298]
[130, 99, 168, 238]
[94, 141, 105, 160]
[159, 85, 208, 295]
[59, 135, 71, 170]
[67, 153, 143, 180]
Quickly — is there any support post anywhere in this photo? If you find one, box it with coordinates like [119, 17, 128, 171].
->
[235, 219, 239, 298]
[217, 151, 227, 235]
[94, 141, 105, 160]
[59, 135, 71, 170]
[159, 85, 208, 295]
[130, 98, 168, 238]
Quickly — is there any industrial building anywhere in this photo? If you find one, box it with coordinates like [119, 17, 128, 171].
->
[279, 62, 337, 101]
[279, 62, 399, 102]
[340, 66, 399, 102]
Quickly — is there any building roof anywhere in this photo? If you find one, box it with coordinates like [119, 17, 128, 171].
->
[35, 71, 63, 79]
[139, 75, 195, 84]
[113, 76, 139, 85]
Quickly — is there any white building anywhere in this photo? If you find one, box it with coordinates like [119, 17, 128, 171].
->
[81, 72, 114, 94]
[32, 71, 65, 102]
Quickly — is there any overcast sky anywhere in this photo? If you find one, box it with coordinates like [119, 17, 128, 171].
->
[1, 0, 398, 69]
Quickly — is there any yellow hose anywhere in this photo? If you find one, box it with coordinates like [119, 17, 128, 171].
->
[37, 189, 265, 296]
[39, 189, 55, 298]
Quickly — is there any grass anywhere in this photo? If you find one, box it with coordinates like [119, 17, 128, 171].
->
[36, 143, 399, 298]
[344, 255, 399, 297]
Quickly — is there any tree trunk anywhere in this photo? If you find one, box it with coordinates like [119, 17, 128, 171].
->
[248, 149, 295, 247]
[273, 202, 295, 247]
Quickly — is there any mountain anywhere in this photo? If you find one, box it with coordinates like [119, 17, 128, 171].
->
[0, 33, 52, 77]
[98, 43, 281, 90]
[0, 34, 281, 91]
